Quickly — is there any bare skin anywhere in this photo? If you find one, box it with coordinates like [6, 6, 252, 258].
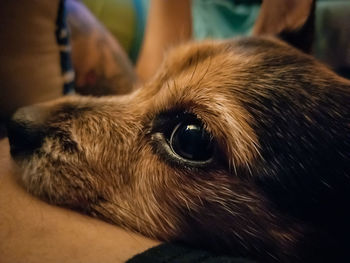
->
[136, 0, 192, 81]
[0, 138, 160, 263]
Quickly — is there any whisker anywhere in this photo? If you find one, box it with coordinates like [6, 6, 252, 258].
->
[196, 55, 212, 88]
[188, 51, 200, 85]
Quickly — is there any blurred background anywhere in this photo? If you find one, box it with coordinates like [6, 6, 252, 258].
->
[82, 0, 350, 76]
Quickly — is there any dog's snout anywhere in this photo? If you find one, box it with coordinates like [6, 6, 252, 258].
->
[7, 105, 47, 157]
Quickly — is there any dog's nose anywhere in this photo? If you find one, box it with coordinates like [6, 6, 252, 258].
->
[7, 105, 46, 157]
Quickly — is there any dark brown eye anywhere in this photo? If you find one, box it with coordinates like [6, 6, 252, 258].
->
[170, 122, 214, 162]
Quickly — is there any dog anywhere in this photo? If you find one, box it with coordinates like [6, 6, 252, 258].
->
[7, 0, 350, 262]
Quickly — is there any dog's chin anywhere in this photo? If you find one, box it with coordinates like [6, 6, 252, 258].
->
[13, 159, 41, 191]
[10, 153, 105, 216]
[10, 152, 54, 201]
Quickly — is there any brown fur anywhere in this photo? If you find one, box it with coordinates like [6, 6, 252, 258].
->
[7, 37, 350, 262]
[7, 1, 350, 261]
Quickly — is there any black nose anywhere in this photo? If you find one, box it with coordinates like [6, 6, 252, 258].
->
[7, 106, 46, 157]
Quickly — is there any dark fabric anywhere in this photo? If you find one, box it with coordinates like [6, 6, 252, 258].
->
[56, 0, 75, 94]
[127, 243, 255, 263]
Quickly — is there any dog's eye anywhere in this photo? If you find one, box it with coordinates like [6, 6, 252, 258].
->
[151, 111, 218, 167]
[170, 122, 213, 162]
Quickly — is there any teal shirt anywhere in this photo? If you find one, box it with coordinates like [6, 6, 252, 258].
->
[192, 0, 261, 40]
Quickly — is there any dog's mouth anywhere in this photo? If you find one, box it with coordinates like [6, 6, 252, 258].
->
[7, 119, 45, 159]
[6, 104, 49, 160]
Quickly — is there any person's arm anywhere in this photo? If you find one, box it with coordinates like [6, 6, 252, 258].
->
[0, 138, 160, 263]
[136, 0, 192, 81]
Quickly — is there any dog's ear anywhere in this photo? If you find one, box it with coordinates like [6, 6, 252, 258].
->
[253, 0, 315, 53]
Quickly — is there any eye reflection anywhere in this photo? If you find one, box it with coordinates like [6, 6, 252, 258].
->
[170, 122, 214, 162]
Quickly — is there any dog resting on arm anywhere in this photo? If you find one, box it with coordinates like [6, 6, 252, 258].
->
[7, 0, 350, 262]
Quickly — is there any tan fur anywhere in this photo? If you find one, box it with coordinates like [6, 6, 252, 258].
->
[12, 41, 267, 239]
[9, 34, 350, 261]
[7, 1, 350, 261]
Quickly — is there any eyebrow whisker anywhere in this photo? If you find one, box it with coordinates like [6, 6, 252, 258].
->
[196, 55, 213, 88]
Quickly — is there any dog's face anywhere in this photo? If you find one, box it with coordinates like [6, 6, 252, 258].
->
[8, 36, 350, 261]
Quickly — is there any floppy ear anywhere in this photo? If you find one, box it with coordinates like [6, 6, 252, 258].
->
[253, 0, 315, 53]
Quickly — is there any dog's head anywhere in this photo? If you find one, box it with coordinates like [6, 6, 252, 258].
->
[7, 0, 350, 261]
